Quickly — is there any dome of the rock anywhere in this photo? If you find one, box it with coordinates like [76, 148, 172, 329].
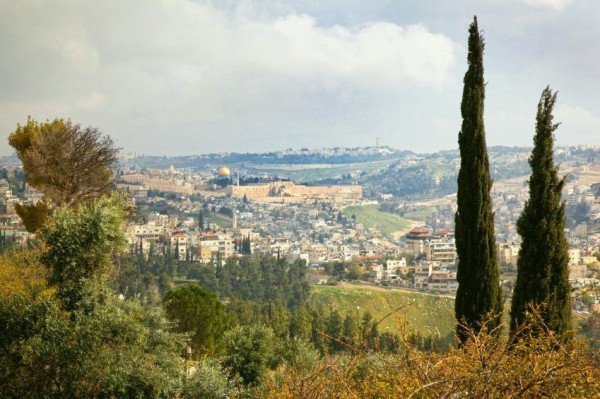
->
[218, 166, 231, 176]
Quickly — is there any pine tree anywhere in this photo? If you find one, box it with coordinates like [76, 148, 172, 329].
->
[455, 16, 503, 344]
[510, 87, 572, 340]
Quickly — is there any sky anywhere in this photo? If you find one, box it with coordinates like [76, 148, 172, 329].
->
[0, 0, 598, 156]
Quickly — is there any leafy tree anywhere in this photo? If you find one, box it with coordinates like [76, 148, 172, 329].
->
[510, 87, 572, 340]
[325, 310, 344, 352]
[0, 195, 185, 397]
[9, 117, 119, 231]
[342, 313, 360, 347]
[37, 194, 129, 310]
[566, 201, 590, 227]
[332, 261, 346, 280]
[163, 284, 229, 355]
[0, 282, 185, 398]
[182, 357, 241, 399]
[289, 307, 312, 341]
[219, 206, 233, 218]
[454, 16, 503, 344]
[224, 324, 276, 387]
[345, 264, 366, 280]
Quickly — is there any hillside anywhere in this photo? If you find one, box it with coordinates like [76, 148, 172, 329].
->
[124, 145, 600, 201]
[310, 284, 455, 342]
[342, 204, 414, 237]
[244, 159, 395, 184]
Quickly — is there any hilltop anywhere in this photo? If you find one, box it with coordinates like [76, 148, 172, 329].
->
[122, 145, 600, 200]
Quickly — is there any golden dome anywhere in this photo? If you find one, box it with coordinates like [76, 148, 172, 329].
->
[218, 166, 231, 177]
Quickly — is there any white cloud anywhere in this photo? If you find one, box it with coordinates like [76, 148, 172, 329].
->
[0, 0, 456, 154]
[522, 0, 574, 11]
[555, 103, 600, 144]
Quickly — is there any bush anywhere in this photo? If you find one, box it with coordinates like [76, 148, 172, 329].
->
[224, 325, 276, 387]
[259, 314, 600, 398]
[183, 358, 240, 399]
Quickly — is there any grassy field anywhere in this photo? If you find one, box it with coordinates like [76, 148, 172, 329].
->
[402, 206, 435, 222]
[311, 285, 455, 341]
[342, 204, 413, 236]
[205, 212, 233, 228]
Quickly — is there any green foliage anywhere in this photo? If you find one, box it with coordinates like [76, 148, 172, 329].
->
[0, 281, 185, 398]
[241, 235, 252, 255]
[0, 190, 189, 397]
[565, 201, 591, 227]
[280, 338, 321, 374]
[455, 16, 503, 344]
[510, 87, 572, 340]
[289, 307, 312, 341]
[398, 205, 435, 222]
[218, 206, 234, 218]
[362, 163, 457, 199]
[210, 257, 310, 311]
[224, 324, 276, 386]
[310, 285, 455, 344]
[163, 284, 229, 355]
[38, 194, 129, 310]
[345, 264, 366, 280]
[182, 357, 240, 399]
[246, 159, 395, 184]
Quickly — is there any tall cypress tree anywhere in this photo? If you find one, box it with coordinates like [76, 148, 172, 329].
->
[455, 16, 503, 344]
[510, 87, 571, 340]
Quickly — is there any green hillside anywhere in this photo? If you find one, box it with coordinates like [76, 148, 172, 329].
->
[246, 159, 395, 183]
[402, 205, 435, 222]
[206, 212, 233, 228]
[342, 204, 412, 236]
[310, 285, 455, 341]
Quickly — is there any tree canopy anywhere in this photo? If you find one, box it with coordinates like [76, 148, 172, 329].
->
[163, 284, 229, 355]
[0, 196, 186, 398]
[38, 194, 129, 310]
[9, 117, 119, 231]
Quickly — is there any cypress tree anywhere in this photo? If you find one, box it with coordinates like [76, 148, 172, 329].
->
[198, 211, 204, 231]
[455, 16, 503, 344]
[510, 87, 571, 340]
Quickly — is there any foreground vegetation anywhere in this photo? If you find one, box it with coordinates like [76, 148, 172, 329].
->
[260, 315, 600, 398]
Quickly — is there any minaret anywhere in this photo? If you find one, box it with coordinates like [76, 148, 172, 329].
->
[233, 211, 237, 229]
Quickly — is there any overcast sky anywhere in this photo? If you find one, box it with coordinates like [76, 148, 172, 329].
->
[1, 0, 598, 156]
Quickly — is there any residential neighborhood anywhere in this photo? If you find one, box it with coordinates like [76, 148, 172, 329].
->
[1, 146, 599, 311]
